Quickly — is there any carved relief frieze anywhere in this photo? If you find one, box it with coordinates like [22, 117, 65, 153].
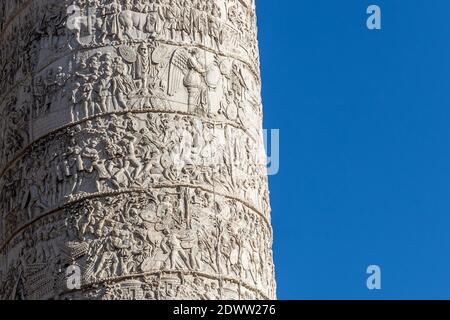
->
[0, 191, 275, 300]
[0, 42, 263, 171]
[0, 112, 270, 246]
[0, 0, 260, 96]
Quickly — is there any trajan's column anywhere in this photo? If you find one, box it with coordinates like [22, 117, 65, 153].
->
[0, 0, 275, 300]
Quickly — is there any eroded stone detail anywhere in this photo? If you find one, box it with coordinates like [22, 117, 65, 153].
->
[0, 0, 275, 300]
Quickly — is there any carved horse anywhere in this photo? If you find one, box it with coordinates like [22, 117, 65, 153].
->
[118, 10, 157, 39]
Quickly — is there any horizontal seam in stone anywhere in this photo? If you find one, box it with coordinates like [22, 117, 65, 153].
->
[0, 107, 262, 178]
[0, 186, 272, 251]
[0, 36, 261, 101]
[63, 270, 272, 300]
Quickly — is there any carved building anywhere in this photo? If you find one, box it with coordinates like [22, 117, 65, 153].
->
[0, 0, 275, 300]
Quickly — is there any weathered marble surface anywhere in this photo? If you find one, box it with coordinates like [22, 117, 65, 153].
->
[0, 0, 275, 300]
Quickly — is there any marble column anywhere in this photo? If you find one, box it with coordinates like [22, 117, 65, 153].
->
[0, 0, 275, 300]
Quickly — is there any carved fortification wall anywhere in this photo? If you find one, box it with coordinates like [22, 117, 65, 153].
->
[0, 0, 275, 300]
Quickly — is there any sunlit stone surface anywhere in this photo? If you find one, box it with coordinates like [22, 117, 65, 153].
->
[0, 0, 275, 300]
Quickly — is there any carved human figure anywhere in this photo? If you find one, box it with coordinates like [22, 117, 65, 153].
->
[179, 0, 192, 42]
[67, 142, 86, 194]
[133, 44, 152, 95]
[99, 0, 122, 43]
[143, 0, 163, 36]
[97, 54, 114, 113]
[74, 60, 97, 119]
[164, 231, 189, 270]
[21, 164, 47, 221]
[184, 227, 203, 271]
[111, 57, 135, 110]
[199, 3, 209, 44]
[209, 3, 222, 49]
[114, 225, 135, 275]
[157, 195, 174, 220]
[162, 0, 180, 40]
[53, 152, 66, 203]
[192, 1, 205, 43]
[43, 67, 67, 114]
[240, 234, 256, 283]
[184, 49, 209, 113]
[87, 152, 111, 192]
[124, 138, 143, 180]
[95, 231, 120, 279]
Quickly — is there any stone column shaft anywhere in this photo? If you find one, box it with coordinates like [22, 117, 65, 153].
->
[0, 0, 275, 300]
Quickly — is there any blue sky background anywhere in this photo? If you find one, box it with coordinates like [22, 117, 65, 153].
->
[258, 0, 450, 299]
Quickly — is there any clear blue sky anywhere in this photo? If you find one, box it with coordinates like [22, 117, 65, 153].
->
[258, 0, 450, 299]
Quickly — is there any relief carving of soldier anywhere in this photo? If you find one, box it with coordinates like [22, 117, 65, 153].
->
[143, 0, 163, 37]
[133, 43, 152, 95]
[162, 0, 180, 40]
[111, 57, 135, 110]
[99, 0, 123, 43]
[209, 3, 223, 49]
[97, 54, 114, 113]
[179, 0, 192, 41]
[168, 48, 217, 114]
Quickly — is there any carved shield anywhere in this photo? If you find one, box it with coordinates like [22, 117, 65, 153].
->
[152, 45, 169, 64]
[118, 45, 137, 63]
[205, 65, 221, 89]
[219, 59, 232, 76]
